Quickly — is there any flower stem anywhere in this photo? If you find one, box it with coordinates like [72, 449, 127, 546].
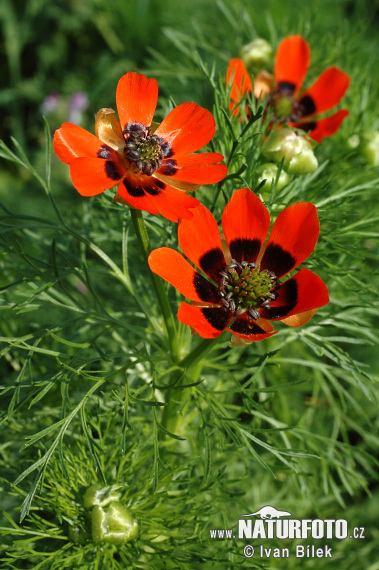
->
[161, 335, 223, 434]
[130, 208, 179, 358]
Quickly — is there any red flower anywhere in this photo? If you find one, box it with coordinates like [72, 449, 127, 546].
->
[148, 188, 329, 343]
[53, 72, 227, 222]
[227, 35, 350, 143]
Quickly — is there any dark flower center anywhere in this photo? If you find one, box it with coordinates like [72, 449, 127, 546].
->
[269, 93, 304, 123]
[124, 128, 163, 176]
[218, 259, 280, 321]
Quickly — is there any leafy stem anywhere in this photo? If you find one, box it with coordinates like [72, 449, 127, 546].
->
[130, 208, 179, 358]
[160, 335, 223, 434]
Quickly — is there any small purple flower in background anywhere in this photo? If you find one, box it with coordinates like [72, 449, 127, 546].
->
[41, 91, 89, 126]
[40, 91, 60, 114]
[67, 92, 89, 125]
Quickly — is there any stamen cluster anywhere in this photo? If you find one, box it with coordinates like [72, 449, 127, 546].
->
[124, 127, 164, 176]
[218, 259, 280, 321]
[269, 93, 304, 123]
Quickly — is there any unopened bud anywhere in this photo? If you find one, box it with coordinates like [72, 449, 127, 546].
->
[91, 502, 138, 545]
[256, 163, 290, 190]
[347, 134, 360, 149]
[262, 128, 318, 175]
[83, 484, 121, 509]
[359, 132, 379, 167]
[239, 38, 273, 71]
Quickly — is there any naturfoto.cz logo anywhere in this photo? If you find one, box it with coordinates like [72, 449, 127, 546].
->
[209, 505, 365, 560]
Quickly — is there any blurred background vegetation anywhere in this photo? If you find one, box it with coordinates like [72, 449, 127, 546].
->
[0, 0, 378, 568]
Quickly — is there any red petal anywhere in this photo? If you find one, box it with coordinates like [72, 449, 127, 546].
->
[260, 202, 319, 278]
[53, 123, 103, 164]
[146, 183, 198, 222]
[178, 204, 225, 282]
[158, 156, 227, 185]
[299, 67, 350, 115]
[275, 35, 310, 95]
[154, 103, 216, 157]
[157, 153, 227, 184]
[69, 155, 126, 196]
[117, 177, 159, 215]
[261, 268, 329, 320]
[171, 163, 228, 184]
[306, 110, 349, 143]
[116, 72, 158, 131]
[226, 58, 253, 114]
[178, 303, 231, 338]
[148, 248, 219, 303]
[154, 172, 200, 194]
[118, 175, 199, 220]
[174, 153, 225, 167]
[226, 315, 277, 341]
[221, 188, 270, 264]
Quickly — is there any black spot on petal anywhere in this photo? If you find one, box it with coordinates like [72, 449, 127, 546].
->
[97, 144, 113, 159]
[260, 242, 296, 279]
[299, 94, 316, 117]
[202, 308, 230, 331]
[229, 238, 261, 264]
[193, 273, 219, 303]
[230, 317, 267, 336]
[277, 81, 296, 95]
[300, 121, 317, 132]
[260, 278, 298, 319]
[160, 159, 178, 176]
[122, 178, 145, 197]
[123, 122, 147, 134]
[105, 161, 123, 181]
[161, 141, 174, 158]
[199, 248, 225, 283]
[144, 185, 160, 196]
[155, 179, 165, 190]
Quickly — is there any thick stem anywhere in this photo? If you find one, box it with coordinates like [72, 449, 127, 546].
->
[161, 336, 222, 434]
[130, 209, 179, 358]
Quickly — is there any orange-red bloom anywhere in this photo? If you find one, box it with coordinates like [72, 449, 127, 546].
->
[227, 35, 350, 143]
[148, 189, 329, 342]
[54, 72, 227, 222]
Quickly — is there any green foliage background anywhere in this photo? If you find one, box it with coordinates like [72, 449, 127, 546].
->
[0, 0, 378, 568]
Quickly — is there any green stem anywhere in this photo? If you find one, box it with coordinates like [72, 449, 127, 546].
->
[130, 209, 179, 358]
[161, 335, 223, 434]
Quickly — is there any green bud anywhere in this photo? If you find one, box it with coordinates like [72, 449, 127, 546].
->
[347, 134, 360, 149]
[91, 502, 138, 545]
[83, 484, 121, 509]
[262, 128, 318, 175]
[239, 38, 273, 71]
[359, 131, 379, 167]
[256, 163, 290, 190]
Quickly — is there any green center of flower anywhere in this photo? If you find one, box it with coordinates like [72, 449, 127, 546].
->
[272, 94, 293, 118]
[218, 260, 280, 320]
[124, 129, 163, 176]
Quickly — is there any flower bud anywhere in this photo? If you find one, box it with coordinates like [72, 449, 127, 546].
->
[359, 131, 379, 167]
[347, 134, 360, 149]
[262, 128, 318, 175]
[256, 162, 290, 190]
[91, 502, 138, 545]
[83, 484, 121, 509]
[239, 38, 273, 71]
